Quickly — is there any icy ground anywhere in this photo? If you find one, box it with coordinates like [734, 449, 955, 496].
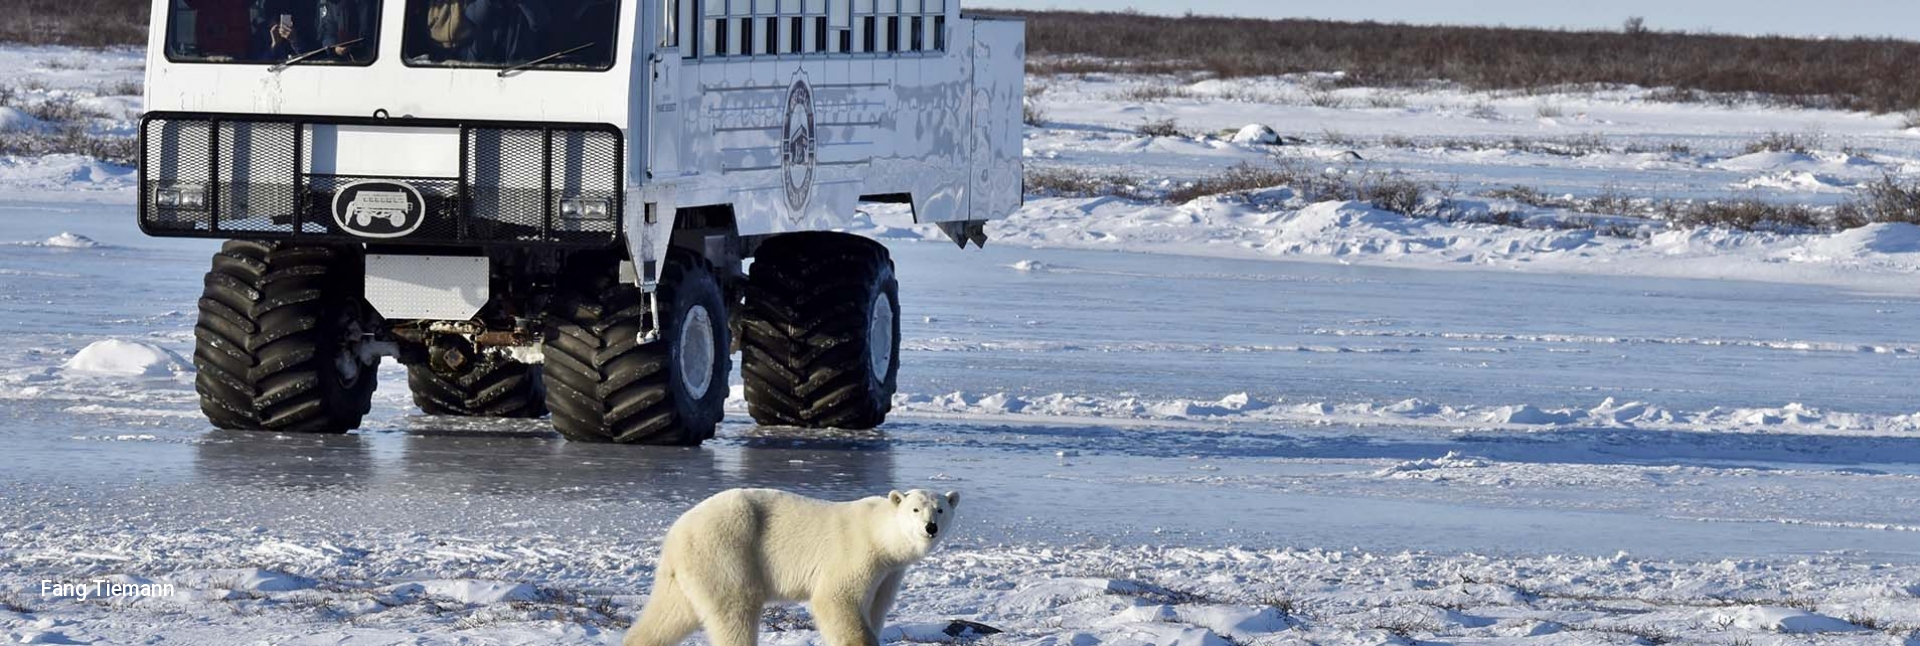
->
[5, 203, 1920, 645]
[3, 46, 1920, 645]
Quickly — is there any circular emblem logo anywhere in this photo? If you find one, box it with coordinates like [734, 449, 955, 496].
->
[332, 181, 426, 239]
[782, 78, 817, 214]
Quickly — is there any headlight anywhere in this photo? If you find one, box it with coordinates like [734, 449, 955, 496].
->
[559, 197, 611, 220]
[157, 186, 207, 209]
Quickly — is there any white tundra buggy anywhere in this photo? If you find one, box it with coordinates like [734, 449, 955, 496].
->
[140, 0, 1024, 444]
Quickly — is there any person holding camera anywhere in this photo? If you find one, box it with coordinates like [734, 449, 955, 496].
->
[255, 0, 375, 62]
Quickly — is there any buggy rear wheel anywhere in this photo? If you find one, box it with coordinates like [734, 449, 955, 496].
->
[740, 232, 900, 430]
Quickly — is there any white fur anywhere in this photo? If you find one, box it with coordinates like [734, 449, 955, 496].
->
[624, 488, 961, 646]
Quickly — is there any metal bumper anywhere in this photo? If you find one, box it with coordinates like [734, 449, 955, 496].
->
[137, 112, 624, 248]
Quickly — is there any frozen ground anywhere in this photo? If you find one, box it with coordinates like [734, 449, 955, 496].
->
[6, 203, 1920, 645]
[3, 47, 1920, 645]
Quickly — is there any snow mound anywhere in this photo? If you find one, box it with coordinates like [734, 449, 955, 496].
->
[1148, 393, 1268, 418]
[11, 232, 104, 248]
[1384, 398, 1444, 416]
[0, 106, 47, 133]
[1712, 606, 1862, 633]
[235, 569, 316, 592]
[1230, 124, 1281, 145]
[8, 628, 85, 644]
[1805, 223, 1920, 257]
[1588, 398, 1678, 425]
[1107, 604, 1293, 641]
[1283, 201, 1421, 239]
[391, 580, 541, 604]
[1500, 620, 1564, 637]
[171, 568, 319, 593]
[1712, 151, 1874, 173]
[1378, 452, 1493, 476]
[1482, 404, 1579, 425]
[1733, 170, 1852, 193]
[39, 232, 99, 248]
[1714, 151, 1817, 171]
[62, 340, 188, 377]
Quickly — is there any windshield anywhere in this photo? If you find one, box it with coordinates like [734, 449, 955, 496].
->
[401, 0, 619, 70]
[164, 0, 382, 64]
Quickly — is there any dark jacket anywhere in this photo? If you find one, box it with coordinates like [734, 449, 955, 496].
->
[464, 0, 548, 64]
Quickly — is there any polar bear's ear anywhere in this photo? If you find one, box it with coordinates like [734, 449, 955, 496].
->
[945, 491, 960, 507]
[889, 490, 905, 505]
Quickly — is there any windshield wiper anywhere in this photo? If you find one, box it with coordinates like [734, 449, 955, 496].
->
[269, 37, 368, 72]
[497, 43, 596, 77]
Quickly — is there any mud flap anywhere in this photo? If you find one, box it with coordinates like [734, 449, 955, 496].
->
[935, 220, 990, 249]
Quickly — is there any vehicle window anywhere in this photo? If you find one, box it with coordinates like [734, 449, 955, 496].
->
[402, 0, 621, 71]
[164, 0, 383, 65]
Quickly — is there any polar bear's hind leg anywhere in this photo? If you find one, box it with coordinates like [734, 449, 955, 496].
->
[675, 558, 766, 646]
[624, 570, 700, 646]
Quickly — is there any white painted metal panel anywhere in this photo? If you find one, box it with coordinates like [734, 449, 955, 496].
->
[364, 255, 489, 321]
[634, 10, 1023, 247]
[308, 126, 461, 177]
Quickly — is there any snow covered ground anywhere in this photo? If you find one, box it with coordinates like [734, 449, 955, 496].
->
[1002, 72, 1920, 292]
[4, 46, 1920, 645]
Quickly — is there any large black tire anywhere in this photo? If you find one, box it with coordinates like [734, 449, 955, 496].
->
[407, 358, 546, 418]
[193, 240, 378, 434]
[541, 253, 730, 444]
[741, 232, 900, 430]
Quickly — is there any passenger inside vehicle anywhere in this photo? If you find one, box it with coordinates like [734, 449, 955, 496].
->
[404, 0, 618, 69]
[166, 0, 380, 63]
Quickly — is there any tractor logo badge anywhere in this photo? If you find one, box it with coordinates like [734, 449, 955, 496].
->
[333, 181, 425, 238]
[782, 77, 818, 214]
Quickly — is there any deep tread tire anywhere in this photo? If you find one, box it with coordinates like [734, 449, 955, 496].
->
[192, 240, 378, 434]
[407, 359, 546, 418]
[741, 232, 900, 430]
[542, 254, 729, 444]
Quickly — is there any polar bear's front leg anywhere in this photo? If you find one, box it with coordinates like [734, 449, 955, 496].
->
[813, 584, 882, 646]
[865, 569, 905, 634]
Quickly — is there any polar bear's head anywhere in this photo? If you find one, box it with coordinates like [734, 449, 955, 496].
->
[887, 489, 959, 552]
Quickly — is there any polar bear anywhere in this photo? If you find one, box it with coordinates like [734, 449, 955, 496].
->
[623, 488, 961, 646]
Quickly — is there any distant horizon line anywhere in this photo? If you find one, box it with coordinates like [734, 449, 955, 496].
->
[973, 6, 1920, 43]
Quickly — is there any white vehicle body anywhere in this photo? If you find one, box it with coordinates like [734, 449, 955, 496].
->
[142, 0, 1022, 443]
[140, 0, 1024, 287]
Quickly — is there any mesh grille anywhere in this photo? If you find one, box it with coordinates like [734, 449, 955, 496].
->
[140, 114, 623, 247]
[549, 129, 622, 241]
[141, 119, 216, 234]
[216, 120, 299, 234]
[466, 127, 548, 243]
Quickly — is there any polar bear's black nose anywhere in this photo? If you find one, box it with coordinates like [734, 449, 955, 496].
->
[925, 522, 939, 536]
